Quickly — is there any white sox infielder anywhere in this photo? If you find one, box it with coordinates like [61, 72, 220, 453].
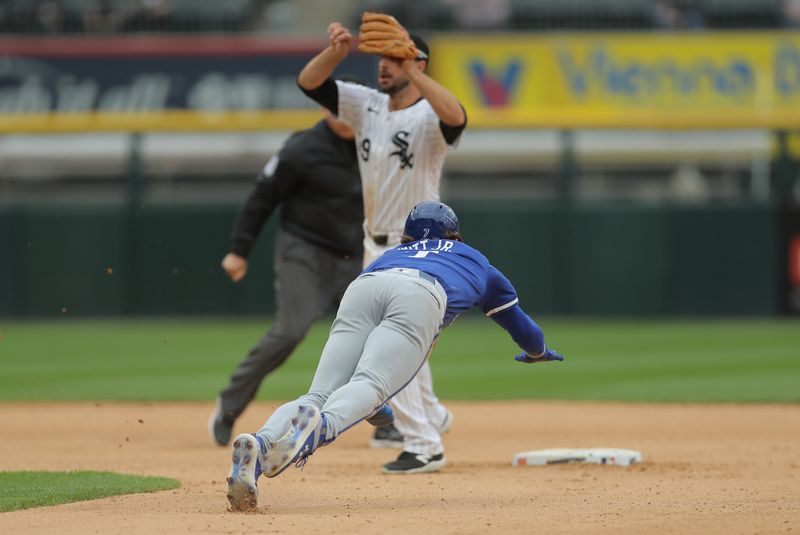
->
[338, 80, 453, 264]
[298, 21, 467, 472]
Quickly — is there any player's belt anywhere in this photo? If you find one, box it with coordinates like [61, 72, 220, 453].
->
[383, 267, 437, 286]
[370, 268, 448, 308]
[416, 270, 437, 286]
[417, 271, 436, 285]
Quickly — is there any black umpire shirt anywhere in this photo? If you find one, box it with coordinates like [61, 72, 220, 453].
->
[229, 119, 363, 259]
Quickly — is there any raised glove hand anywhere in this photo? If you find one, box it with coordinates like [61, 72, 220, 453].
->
[327, 21, 355, 55]
[514, 347, 564, 364]
[357, 12, 418, 60]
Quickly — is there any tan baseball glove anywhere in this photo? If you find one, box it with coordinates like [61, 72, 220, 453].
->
[357, 12, 418, 60]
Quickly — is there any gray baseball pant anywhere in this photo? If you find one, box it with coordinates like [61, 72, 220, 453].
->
[217, 229, 362, 421]
[364, 237, 451, 456]
[256, 268, 446, 444]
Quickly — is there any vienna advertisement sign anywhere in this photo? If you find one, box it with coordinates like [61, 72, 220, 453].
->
[433, 32, 800, 129]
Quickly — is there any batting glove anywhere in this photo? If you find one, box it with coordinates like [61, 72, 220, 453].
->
[514, 347, 564, 364]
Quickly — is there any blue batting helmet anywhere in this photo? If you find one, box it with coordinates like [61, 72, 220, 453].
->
[403, 201, 460, 241]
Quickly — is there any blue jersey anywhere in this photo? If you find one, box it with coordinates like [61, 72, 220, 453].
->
[365, 239, 519, 326]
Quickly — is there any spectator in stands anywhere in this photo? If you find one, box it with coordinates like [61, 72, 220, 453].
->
[652, 0, 705, 30]
[441, 0, 511, 30]
[782, 0, 800, 27]
[257, 0, 297, 33]
[35, 1, 67, 33]
[352, 0, 422, 29]
[82, 0, 128, 33]
[122, 0, 175, 33]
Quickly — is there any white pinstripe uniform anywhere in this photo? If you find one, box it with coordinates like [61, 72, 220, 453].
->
[336, 79, 461, 456]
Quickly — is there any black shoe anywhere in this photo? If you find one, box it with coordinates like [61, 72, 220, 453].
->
[208, 398, 235, 447]
[382, 451, 446, 474]
[369, 423, 404, 449]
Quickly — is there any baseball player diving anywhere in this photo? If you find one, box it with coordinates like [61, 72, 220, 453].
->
[225, 201, 565, 512]
[297, 12, 467, 473]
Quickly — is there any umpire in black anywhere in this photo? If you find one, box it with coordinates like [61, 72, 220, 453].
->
[209, 109, 363, 446]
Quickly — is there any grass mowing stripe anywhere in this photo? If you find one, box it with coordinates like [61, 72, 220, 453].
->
[1, 317, 798, 402]
[0, 471, 180, 512]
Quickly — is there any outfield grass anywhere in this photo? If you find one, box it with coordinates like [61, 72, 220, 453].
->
[0, 471, 180, 512]
[0, 316, 798, 402]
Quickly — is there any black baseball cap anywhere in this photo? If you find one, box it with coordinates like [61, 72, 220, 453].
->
[410, 33, 429, 62]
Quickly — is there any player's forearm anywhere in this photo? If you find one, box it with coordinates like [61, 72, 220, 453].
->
[490, 305, 546, 357]
[406, 69, 466, 126]
[298, 46, 347, 90]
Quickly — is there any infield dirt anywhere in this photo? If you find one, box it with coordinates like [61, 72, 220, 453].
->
[1, 401, 798, 534]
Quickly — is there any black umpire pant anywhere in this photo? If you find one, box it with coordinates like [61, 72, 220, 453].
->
[218, 228, 362, 421]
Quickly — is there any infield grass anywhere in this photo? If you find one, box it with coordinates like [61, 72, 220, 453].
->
[0, 471, 180, 512]
[0, 316, 798, 402]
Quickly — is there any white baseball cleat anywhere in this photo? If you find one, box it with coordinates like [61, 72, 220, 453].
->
[262, 405, 325, 478]
[227, 433, 261, 512]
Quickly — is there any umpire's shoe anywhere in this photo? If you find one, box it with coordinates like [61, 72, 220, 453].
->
[209, 397, 236, 447]
[263, 405, 327, 478]
[382, 451, 446, 475]
[227, 433, 263, 512]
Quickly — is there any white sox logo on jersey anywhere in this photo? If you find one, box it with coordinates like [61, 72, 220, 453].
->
[337, 81, 455, 235]
[390, 131, 414, 169]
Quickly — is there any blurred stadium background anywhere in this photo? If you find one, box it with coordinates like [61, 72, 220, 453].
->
[2, 0, 800, 318]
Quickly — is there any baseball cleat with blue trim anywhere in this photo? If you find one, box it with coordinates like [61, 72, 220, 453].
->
[227, 433, 263, 512]
[366, 403, 395, 427]
[262, 405, 326, 478]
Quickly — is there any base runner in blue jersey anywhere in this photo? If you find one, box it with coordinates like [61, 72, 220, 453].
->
[226, 202, 564, 511]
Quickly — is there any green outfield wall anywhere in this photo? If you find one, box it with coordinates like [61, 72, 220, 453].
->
[0, 202, 779, 317]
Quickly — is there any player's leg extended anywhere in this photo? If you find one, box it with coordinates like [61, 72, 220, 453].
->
[321, 273, 444, 440]
[254, 273, 382, 447]
[213, 231, 331, 444]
